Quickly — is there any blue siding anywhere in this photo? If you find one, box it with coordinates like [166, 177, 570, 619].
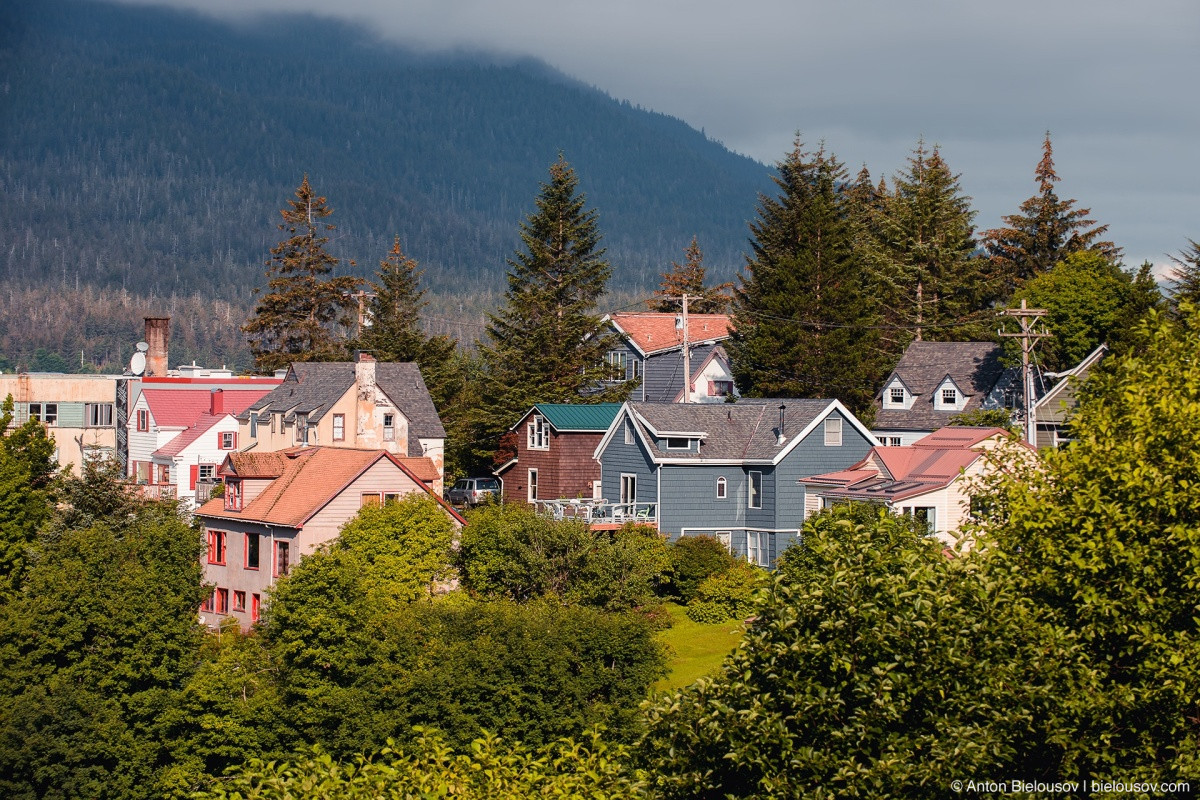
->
[642, 343, 719, 402]
[597, 417, 657, 504]
[659, 464, 744, 537]
[775, 409, 875, 527]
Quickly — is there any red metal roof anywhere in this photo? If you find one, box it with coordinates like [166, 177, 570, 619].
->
[609, 312, 732, 355]
[141, 388, 271, 428]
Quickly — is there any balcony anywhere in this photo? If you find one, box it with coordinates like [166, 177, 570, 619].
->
[532, 499, 657, 528]
[140, 484, 177, 501]
[194, 479, 219, 504]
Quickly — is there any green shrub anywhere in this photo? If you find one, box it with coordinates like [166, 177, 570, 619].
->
[684, 600, 729, 624]
[687, 561, 766, 622]
[669, 535, 735, 603]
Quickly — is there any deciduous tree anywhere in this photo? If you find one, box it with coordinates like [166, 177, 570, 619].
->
[243, 176, 359, 373]
[648, 237, 732, 314]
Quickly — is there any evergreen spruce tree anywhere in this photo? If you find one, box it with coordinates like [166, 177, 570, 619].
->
[359, 237, 467, 474]
[1168, 239, 1200, 313]
[242, 176, 359, 373]
[477, 156, 628, 461]
[873, 141, 990, 343]
[648, 237, 732, 314]
[727, 140, 886, 413]
[981, 134, 1121, 297]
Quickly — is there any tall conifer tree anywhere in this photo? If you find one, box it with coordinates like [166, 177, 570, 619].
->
[1168, 239, 1200, 313]
[243, 176, 359, 373]
[871, 142, 988, 343]
[981, 134, 1121, 297]
[477, 156, 627, 459]
[648, 237, 732, 313]
[728, 140, 886, 412]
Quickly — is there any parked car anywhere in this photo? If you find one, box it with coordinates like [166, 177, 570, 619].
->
[446, 477, 500, 507]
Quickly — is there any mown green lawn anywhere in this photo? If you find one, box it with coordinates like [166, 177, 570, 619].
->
[653, 602, 745, 691]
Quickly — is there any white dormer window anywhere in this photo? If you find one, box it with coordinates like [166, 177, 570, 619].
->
[942, 388, 957, 406]
[528, 414, 549, 450]
[890, 387, 904, 404]
[883, 382, 908, 409]
[934, 380, 964, 411]
[665, 437, 690, 450]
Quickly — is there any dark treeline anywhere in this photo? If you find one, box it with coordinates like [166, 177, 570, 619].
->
[0, 0, 771, 307]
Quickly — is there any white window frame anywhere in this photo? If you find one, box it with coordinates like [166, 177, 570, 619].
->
[890, 437, 902, 447]
[824, 417, 842, 446]
[219, 431, 236, 450]
[606, 350, 628, 381]
[383, 413, 395, 442]
[197, 464, 216, 482]
[716, 531, 732, 552]
[748, 471, 762, 509]
[527, 414, 549, 450]
[942, 387, 957, 407]
[746, 531, 770, 567]
[332, 413, 345, 441]
[665, 437, 690, 450]
[30, 402, 58, 425]
[888, 386, 905, 406]
[86, 402, 114, 427]
[624, 420, 634, 445]
[620, 473, 637, 505]
[716, 476, 727, 499]
[527, 468, 539, 502]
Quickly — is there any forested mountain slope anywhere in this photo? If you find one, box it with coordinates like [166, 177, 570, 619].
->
[0, 0, 772, 310]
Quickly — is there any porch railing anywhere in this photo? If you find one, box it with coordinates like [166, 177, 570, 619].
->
[533, 499, 657, 525]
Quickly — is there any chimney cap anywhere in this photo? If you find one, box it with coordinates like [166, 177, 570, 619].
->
[355, 350, 376, 363]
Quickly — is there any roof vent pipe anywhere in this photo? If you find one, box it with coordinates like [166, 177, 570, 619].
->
[778, 404, 787, 444]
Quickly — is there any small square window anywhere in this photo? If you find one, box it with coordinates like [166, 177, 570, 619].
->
[30, 403, 58, 425]
[890, 387, 904, 405]
[890, 437, 902, 447]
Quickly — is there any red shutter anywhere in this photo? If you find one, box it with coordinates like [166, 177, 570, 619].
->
[231, 432, 237, 449]
[189, 465, 198, 490]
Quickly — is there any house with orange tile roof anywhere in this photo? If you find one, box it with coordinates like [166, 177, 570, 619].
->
[194, 446, 465, 629]
[600, 312, 738, 403]
[128, 384, 277, 507]
[801, 426, 1030, 545]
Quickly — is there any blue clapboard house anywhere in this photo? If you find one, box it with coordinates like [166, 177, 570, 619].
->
[594, 399, 876, 567]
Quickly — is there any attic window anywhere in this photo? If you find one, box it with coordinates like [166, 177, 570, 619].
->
[665, 437, 690, 450]
[890, 387, 904, 404]
[940, 388, 958, 409]
[383, 414, 395, 442]
[528, 414, 549, 450]
[824, 417, 842, 447]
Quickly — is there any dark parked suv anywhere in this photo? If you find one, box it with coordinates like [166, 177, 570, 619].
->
[446, 477, 500, 507]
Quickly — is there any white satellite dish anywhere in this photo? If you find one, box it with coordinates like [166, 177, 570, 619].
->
[129, 351, 146, 376]
[135, 341, 149, 352]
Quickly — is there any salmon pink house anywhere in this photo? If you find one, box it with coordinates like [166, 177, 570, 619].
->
[194, 446, 463, 630]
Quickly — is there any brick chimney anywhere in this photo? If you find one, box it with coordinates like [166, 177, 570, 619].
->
[209, 388, 224, 415]
[355, 351, 377, 447]
[144, 317, 170, 377]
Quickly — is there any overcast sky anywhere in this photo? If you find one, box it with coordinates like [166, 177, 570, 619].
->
[113, 0, 1199, 274]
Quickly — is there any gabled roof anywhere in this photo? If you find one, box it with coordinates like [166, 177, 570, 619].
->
[141, 388, 270, 428]
[803, 426, 1012, 503]
[874, 342, 1015, 432]
[242, 361, 446, 455]
[598, 398, 873, 465]
[606, 312, 733, 356]
[1035, 343, 1108, 412]
[512, 403, 623, 433]
[152, 412, 230, 459]
[197, 447, 462, 528]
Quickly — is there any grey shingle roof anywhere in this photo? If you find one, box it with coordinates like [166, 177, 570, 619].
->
[628, 398, 833, 461]
[873, 342, 1015, 432]
[241, 361, 446, 455]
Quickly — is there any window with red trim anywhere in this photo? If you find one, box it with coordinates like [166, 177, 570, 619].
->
[244, 533, 260, 569]
[251, 593, 261, 622]
[201, 592, 215, 613]
[136, 409, 149, 432]
[224, 480, 242, 511]
[274, 540, 291, 577]
[215, 588, 229, 614]
[233, 591, 246, 612]
[207, 530, 226, 564]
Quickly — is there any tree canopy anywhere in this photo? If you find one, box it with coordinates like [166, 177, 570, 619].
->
[648, 237, 732, 314]
[242, 175, 360, 373]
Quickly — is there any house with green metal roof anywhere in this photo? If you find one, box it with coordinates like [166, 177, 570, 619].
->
[495, 403, 622, 505]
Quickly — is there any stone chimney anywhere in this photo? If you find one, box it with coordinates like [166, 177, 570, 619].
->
[210, 388, 224, 415]
[355, 351, 378, 448]
[145, 317, 170, 377]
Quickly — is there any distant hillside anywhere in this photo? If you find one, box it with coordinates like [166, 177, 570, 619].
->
[0, 0, 774, 313]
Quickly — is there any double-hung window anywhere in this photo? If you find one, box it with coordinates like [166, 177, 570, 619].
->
[274, 540, 291, 577]
[219, 431, 237, 450]
[824, 417, 842, 446]
[86, 403, 114, 427]
[528, 415, 549, 450]
[244, 533, 260, 570]
[383, 414, 395, 442]
[606, 351, 628, 381]
[747, 471, 762, 509]
[30, 403, 58, 425]
[224, 480, 242, 512]
[136, 409, 149, 431]
[332, 413, 345, 441]
[207, 530, 226, 564]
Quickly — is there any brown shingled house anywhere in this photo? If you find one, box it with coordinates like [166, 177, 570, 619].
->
[194, 446, 464, 629]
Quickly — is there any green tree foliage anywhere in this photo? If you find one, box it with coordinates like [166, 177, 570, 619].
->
[947, 407, 1017, 431]
[456, 504, 670, 611]
[684, 560, 766, 624]
[0, 485, 205, 800]
[728, 140, 887, 413]
[477, 156, 628, 459]
[195, 728, 649, 800]
[0, 395, 56, 597]
[357, 237, 473, 475]
[1010, 251, 1162, 372]
[242, 176, 360, 373]
[867, 142, 990, 344]
[976, 304, 1200, 777]
[1167, 238, 1200, 312]
[981, 134, 1121, 297]
[639, 503, 1075, 798]
[648, 237, 732, 314]
[668, 534, 736, 603]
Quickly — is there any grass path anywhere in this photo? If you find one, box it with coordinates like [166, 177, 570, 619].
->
[653, 602, 745, 691]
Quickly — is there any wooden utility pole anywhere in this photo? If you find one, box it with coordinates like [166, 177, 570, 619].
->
[680, 293, 691, 403]
[999, 299, 1050, 446]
